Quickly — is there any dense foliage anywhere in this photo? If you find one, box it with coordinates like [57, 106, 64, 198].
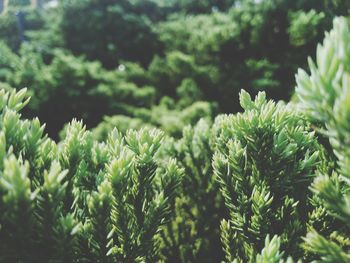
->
[1, 0, 350, 262]
[296, 17, 350, 262]
[0, 88, 182, 262]
[1, 0, 349, 138]
[214, 90, 321, 261]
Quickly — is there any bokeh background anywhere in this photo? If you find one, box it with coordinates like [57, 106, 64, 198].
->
[0, 0, 349, 139]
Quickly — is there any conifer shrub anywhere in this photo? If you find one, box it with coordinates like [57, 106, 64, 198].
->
[2, 14, 350, 263]
[159, 119, 226, 262]
[91, 115, 154, 141]
[296, 17, 350, 262]
[0, 88, 182, 262]
[92, 100, 216, 140]
[0, 45, 157, 137]
[213, 90, 321, 261]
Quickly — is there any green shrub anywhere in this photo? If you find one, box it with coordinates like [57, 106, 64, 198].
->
[0, 88, 182, 262]
[159, 119, 226, 262]
[296, 17, 350, 261]
[0, 45, 157, 137]
[213, 90, 321, 261]
[0, 7, 45, 51]
[92, 115, 154, 141]
[58, 0, 161, 68]
[147, 51, 218, 100]
[1, 6, 350, 263]
[288, 10, 326, 47]
[0, 11, 20, 51]
[93, 100, 216, 140]
[176, 78, 203, 108]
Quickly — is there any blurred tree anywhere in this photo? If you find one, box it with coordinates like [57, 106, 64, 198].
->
[0, 6, 44, 51]
[0, 11, 20, 50]
[157, 0, 333, 113]
[0, 0, 348, 138]
[0, 44, 157, 138]
[58, 0, 162, 68]
[323, 0, 350, 16]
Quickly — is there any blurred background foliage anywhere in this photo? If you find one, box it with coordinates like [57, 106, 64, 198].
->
[0, 0, 349, 138]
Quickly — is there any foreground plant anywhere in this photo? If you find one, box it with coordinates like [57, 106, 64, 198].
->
[296, 17, 350, 262]
[213, 90, 321, 262]
[0, 88, 182, 262]
[159, 119, 226, 262]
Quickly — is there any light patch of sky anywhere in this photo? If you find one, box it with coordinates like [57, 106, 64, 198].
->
[235, 0, 263, 8]
[45, 0, 58, 8]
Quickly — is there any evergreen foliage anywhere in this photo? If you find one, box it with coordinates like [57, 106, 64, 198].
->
[213, 90, 321, 262]
[158, 119, 226, 262]
[296, 17, 350, 262]
[0, 88, 182, 262]
[1, 0, 346, 137]
[1, 1, 350, 263]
